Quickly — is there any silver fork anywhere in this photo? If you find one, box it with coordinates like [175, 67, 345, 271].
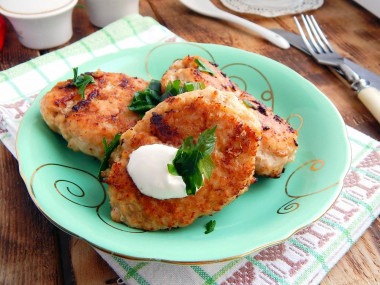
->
[295, 14, 380, 123]
[294, 14, 363, 87]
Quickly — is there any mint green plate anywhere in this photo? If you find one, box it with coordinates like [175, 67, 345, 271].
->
[16, 43, 350, 264]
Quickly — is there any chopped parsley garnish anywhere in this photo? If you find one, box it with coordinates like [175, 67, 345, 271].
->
[167, 125, 217, 195]
[128, 79, 162, 118]
[161, 80, 205, 101]
[97, 133, 121, 180]
[205, 220, 216, 234]
[128, 79, 205, 118]
[72, 67, 95, 99]
[194, 58, 215, 75]
[243, 99, 257, 110]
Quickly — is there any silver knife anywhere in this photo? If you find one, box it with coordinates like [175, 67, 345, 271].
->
[271, 29, 380, 90]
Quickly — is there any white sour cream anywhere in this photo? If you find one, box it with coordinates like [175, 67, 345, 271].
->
[127, 144, 189, 199]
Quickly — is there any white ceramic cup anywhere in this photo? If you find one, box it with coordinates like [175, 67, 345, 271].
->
[85, 0, 139, 28]
[0, 0, 78, 49]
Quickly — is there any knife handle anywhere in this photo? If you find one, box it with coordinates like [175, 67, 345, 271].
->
[357, 86, 380, 124]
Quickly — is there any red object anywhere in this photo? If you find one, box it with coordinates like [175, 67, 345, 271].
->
[0, 15, 6, 51]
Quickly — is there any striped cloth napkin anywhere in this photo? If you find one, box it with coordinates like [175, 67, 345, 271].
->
[0, 14, 379, 285]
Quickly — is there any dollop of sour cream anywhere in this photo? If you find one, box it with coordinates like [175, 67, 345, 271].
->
[127, 144, 189, 199]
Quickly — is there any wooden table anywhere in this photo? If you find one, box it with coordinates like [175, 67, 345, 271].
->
[0, 0, 379, 284]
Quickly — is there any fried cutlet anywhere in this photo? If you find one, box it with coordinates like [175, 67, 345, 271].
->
[239, 92, 298, 177]
[40, 70, 149, 160]
[161, 55, 298, 177]
[104, 87, 262, 231]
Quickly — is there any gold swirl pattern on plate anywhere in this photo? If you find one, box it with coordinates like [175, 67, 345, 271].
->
[287, 114, 303, 131]
[31, 163, 105, 207]
[228, 75, 247, 91]
[55, 180, 85, 197]
[97, 202, 144, 233]
[220, 63, 274, 110]
[31, 163, 144, 233]
[145, 42, 216, 79]
[277, 159, 340, 214]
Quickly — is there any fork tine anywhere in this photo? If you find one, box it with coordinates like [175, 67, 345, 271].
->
[300, 14, 322, 54]
[304, 15, 328, 53]
[310, 15, 334, 52]
[294, 16, 319, 57]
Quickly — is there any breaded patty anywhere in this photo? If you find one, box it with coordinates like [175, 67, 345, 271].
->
[239, 92, 298, 177]
[161, 55, 298, 177]
[40, 70, 148, 160]
[104, 87, 262, 231]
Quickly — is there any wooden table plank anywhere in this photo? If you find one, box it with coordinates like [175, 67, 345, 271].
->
[71, 238, 117, 285]
[0, 143, 63, 284]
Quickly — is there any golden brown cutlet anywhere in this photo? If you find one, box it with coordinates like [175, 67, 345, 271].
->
[104, 87, 262, 231]
[40, 70, 149, 160]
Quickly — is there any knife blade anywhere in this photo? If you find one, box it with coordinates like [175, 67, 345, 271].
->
[271, 29, 380, 90]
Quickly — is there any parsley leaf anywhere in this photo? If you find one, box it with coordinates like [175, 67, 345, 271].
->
[243, 99, 257, 110]
[72, 67, 95, 99]
[167, 125, 217, 195]
[128, 79, 162, 118]
[194, 58, 215, 75]
[97, 133, 121, 180]
[161, 80, 206, 101]
[129, 79, 205, 118]
[205, 220, 216, 234]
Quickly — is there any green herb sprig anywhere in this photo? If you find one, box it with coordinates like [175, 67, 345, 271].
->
[97, 133, 121, 180]
[160, 80, 205, 101]
[167, 125, 217, 195]
[194, 58, 215, 75]
[72, 67, 95, 98]
[128, 79, 205, 118]
[205, 220, 216, 234]
[242, 99, 257, 110]
[128, 80, 162, 118]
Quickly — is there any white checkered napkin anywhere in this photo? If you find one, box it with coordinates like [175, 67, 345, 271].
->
[0, 14, 379, 285]
[97, 126, 380, 285]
